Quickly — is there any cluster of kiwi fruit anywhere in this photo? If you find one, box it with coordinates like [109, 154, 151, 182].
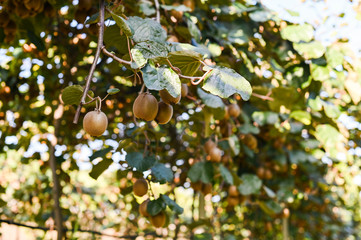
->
[133, 178, 166, 228]
[226, 185, 245, 208]
[133, 84, 188, 125]
[0, 0, 55, 43]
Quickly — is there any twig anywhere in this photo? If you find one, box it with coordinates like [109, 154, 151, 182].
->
[154, 0, 160, 23]
[102, 47, 132, 65]
[0, 219, 160, 239]
[251, 92, 274, 101]
[73, 0, 105, 124]
[190, 69, 213, 85]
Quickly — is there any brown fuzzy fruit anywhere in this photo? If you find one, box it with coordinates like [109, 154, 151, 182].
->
[133, 93, 159, 121]
[209, 147, 222, 162]
[204, 139, 216, 154]
[78, 0, 92, 11]
[133, 178, 148, 197]
[159, 89, 181, 104]
[228, 185, 239, 197]
[228, 103, 241, 118]
[150, 211, 166, 228]
[256, 167, 265, 179]
[227, 196, 239, 207]
[181, 83, 188, 97]
[191, 181, 202, 192]
[201, 183, 212, 195]
[243, 134, 258, 150]
[156, 102, 173, 124]
[139, 199, 150, 217]
[83, 110, 108, 136]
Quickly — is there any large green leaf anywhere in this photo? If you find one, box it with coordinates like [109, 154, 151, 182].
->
[161, 195, 184, 214]
[168, 50, 202, 76]
[110, 12, 133, 37]
[311, 64, 330, 81]
[188, 162, 214, 184]
[89, 158, 113, 180]
[238, 174, 262, 195]
[127, 16, 167, 43]
[147, 198, 166, 216]
[151, 163, 173, 183]
[220, 165, 233, 185]
[104, 25, 128, 54]
[125, 152, 156, 172]
[197, 88, 225, 109]
[142, 62, 181, 98]
[130, 48, 147, 69]
[89, 147, 113, 161]
[202, 66, 252, 100]
[326, 47, 344, 68]
[61, 85, 94, 106]
[293, 41, 325, 59]
[314, 124, 345, 158]
[280, 24, 314, 42]
[289, 110, 311, 125]
[134, 41, 168, 59]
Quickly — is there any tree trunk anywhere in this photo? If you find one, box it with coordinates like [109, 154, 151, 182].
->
[49, 104, 64, 240]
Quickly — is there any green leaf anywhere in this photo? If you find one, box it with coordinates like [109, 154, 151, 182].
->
[147, 198, 166, 216]
[151, 163, 173, 183]
[85, 11, 111, 24]
[127, 16, 167, 43]
[61, 85, 94, 106]
[280, 24, 314, 42]
[293, 41, 326, 59]
[220, 165, 233, 185]
[238, 174, 262, 195]
[110, 11, 133, 37]
[290, 110, 311, 125]
[134, 41, 169, 59]
[326, 47, 344, 68]
[161, 195, 184, 214]
[27, 31, 45, 51]
[202, 66, 252, 100]
[249, 10, 273, 22]
[142, 62, 181, 98]
[197, 88, 225, 109]
[160, 4, 191, 12]
[263, 186, 276, 198]
[104, 25, 128, 54]
[89, 147, 113, 161]
[258, 200, 282, 215]
[314, 124, 345, 158]
[311, 64, 329, 81]
[126, 152, 156, 172]
[252, 111, 279, 126]
[193, 233, 213, 240]
[130, 48, 147, 69]
[188, 162, 214, 184]
[186, 18, 201, 41]
[89, 158, 113, 180]
[228, 135, 240, 156]
[107, 88, 120, 95]
[323, 102, 341, 118]
[168, 50, 202, 76]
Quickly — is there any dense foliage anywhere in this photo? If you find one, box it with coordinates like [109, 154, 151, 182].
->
[1, 0, 361, 239]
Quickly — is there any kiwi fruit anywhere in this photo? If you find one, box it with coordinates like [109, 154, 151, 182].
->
[139, 199, 150, 217]
[191, 181, 202, 192]
[227, 196, 239, 207]
[150, 211, 166, 228]
[209, 147, 222, 162]
[156, 101, 173, 124]
[201, 183, 212, 195]
[228, 185, 239, 197]
[243, 134, 258, 150]
[159, 89, 181, 104]
[181, 83, 188, 97]
[83, 110, 108, 136]
[204, 139, 216, 154]
[133, 92, 159, 121]
[133, 178, 148, 197]
[228, 103, 241, 118]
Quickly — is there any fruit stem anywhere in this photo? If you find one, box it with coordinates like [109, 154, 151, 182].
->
[73, 0, 105, 124]
[139, 84, 145, 94]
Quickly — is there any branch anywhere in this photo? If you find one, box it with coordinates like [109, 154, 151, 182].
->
[251, 92, 274, 101]
[73, 0, 105, 124]
[0, 219, 160, 239]
[102, 47, 132, 65]
[154, 0, 160, 23]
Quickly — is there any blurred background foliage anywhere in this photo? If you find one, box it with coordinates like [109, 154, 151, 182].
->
[0, 0, 361, 239]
